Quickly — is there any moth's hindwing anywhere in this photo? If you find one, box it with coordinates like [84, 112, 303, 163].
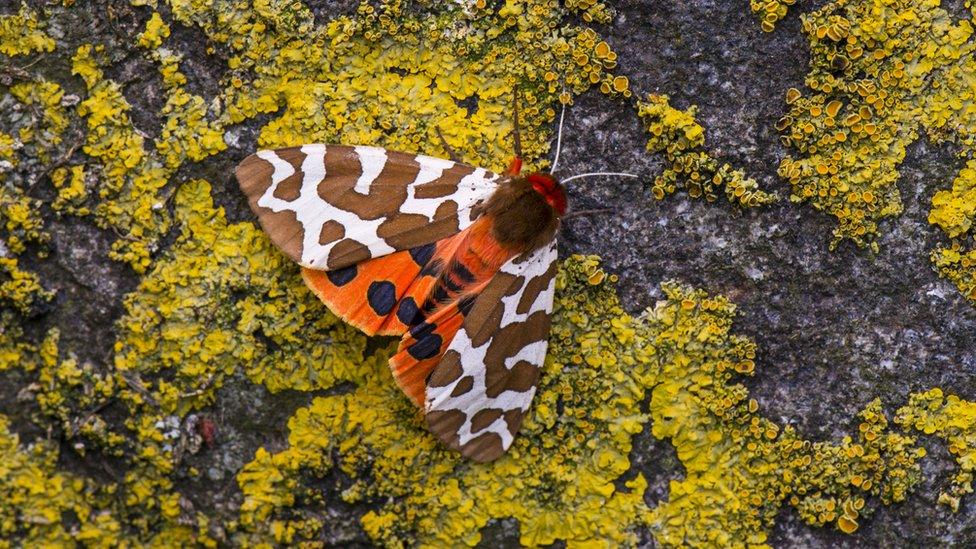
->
[235, 144, 500, 270]
[304, 217, 518, 408]
[301, 237, 453, 338]
[424, 240, 558, 462]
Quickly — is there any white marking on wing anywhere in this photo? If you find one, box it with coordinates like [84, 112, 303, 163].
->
[256, 145, 392, 267]
[399, 158, 499, 222]
[257, 149, 295, 185]
[353, 145, 387, 192]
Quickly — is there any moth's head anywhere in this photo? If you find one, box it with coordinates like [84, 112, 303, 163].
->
[525, 172, 567, 216]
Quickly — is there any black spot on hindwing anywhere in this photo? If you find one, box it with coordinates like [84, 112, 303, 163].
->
[409, 242, 436, 267]
[409, 321, 433, 340]
[367, 281, 397, 315]
[408, 325, 443, 360]
[326, 264, 357, 286]
[396, 297, 423, 326]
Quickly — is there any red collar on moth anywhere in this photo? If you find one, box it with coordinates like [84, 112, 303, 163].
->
[526, 172, 566, 216]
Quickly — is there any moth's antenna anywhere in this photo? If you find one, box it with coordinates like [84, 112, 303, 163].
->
[550, 100, 567, 173]
[561, 172, 639, 185]
[512, 88, 523, 160]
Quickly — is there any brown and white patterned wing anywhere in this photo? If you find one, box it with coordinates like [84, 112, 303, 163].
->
[424, 240, 558, 462]
[235, 144, 500, 270]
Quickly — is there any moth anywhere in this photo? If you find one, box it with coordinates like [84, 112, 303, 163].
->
[235, 107, 635, 462]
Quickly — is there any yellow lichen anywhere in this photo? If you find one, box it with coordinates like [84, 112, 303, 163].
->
[0, 132, 16, 164]
[929, 160, 976, 239]
[137, 15, 227, 168]
[638, 94, 778, 208]
[28, 330, 125, 453]
[0, 414, 124, 547]
[72, 44, 171, 272]
[50, 164, 89, 214]
[0, 185, 47, 254]
[0, 264, 55, 375]
[751, 0, 797, 32]
[929, 161, 976, 301]
[0, 1, 973, 545]
[152, 52, 228, 167]
[897, 389, 976, 511]
[0, 257, 52, 315]
[0, 5, 56, 56]
[231, 255, 941, 547]
[776, 0, 976, 302]
[931, 241, 976, 302]
[232, 256, 648, 547]
[103, 178, 370, 533]
[9, 80, 69, 161]
[168, 0, 628, 171]
[0, 79, 73, 255]
[55, 11, 230, 273]
[138, 12, 171, 49]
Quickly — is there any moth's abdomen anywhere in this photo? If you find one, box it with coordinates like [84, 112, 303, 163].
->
[421, 217, 515, 315]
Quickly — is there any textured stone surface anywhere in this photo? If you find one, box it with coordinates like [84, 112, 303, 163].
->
[556, 1, 976, 545]
[2, 0, 974, 546]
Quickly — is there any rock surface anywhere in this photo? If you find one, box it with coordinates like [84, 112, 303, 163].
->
[1, 0, 973, 546]
[560, 2, 975, 545]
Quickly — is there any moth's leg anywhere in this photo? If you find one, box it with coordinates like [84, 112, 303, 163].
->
[435, 127, 462, 163]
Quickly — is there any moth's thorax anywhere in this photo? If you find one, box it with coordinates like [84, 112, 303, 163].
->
[481, 174, 564, 254]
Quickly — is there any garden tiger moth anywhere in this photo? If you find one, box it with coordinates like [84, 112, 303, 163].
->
[235, 106, 637, 461]
[236, 143, 562, 461]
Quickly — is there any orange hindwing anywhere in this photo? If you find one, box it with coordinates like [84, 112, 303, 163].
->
[302, 216, 517, 406]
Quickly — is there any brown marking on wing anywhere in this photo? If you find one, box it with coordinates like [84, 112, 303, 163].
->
[517, 260, 557, 315]
[426, 409, 465, 449]
[434, 200, 460, 224]
[428, 350, 463, 388]
[318, 220, 344, 246]
[414, 163, 474, 198]
[256, 210, 305, 262]
[272, 148, 306, 201]
[480, 309, 550, 398]
[378, 198, 462, 251]
[485, 358, 540, 399]
[450, 376, 474, 397]
[463, 272, 520, 347]
[327, 238, 370, 269]
[461, 432, 504, 462]
[415, 184, 458, 199]
[503, 409, 524, 434]
[236, 153, 274, 196]
[235, 152, 305, 262]
[424, 242, 557, 462]
[470, 409, 504, 433]
[318, 147, 410, 220]
[381, 215, 461, 251]
[376, 213, 428, 240]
